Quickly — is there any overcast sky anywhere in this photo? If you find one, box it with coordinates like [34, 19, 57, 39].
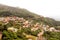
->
[0, 0, 60, 20]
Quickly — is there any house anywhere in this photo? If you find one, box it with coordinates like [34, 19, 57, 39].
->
[23, 21, 30, 28]
[43, 25, 50, 31]
[49, 27, 55, 32]
[0, 17, 5, 21]
[31, 23, 41, 31]
[34, 23, 40, 28]
[31, 27, 39, 31]
[7, 27, 18, 32]
[18, 18, 25, 22]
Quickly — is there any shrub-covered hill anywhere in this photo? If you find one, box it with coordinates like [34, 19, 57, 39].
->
[0, 4, 60, 27]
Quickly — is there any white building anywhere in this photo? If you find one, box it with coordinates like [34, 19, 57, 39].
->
[7, 27, 18, 32]
[0, 17, 5, 21]
[49, 27, 55, 32]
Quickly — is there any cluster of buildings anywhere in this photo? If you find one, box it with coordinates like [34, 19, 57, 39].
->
[0, 16, 25, 23]
[0, 16, 60, 40]
[0, 16, 58, 32]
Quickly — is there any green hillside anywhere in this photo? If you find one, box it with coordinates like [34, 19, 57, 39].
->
[0, 4, 60, 27]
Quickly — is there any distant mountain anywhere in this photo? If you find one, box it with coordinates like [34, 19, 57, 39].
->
[53, 17, 60, 21]
[0, 4, 60, 27]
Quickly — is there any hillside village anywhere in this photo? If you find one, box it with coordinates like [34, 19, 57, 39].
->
[0, 4, 60, 40]
[0, 16, 60, 40]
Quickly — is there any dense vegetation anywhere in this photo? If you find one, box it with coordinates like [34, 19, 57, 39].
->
[44, 31, 60, 40]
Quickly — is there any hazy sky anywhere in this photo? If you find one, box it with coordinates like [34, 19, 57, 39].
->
[0, 0, 60, 20]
